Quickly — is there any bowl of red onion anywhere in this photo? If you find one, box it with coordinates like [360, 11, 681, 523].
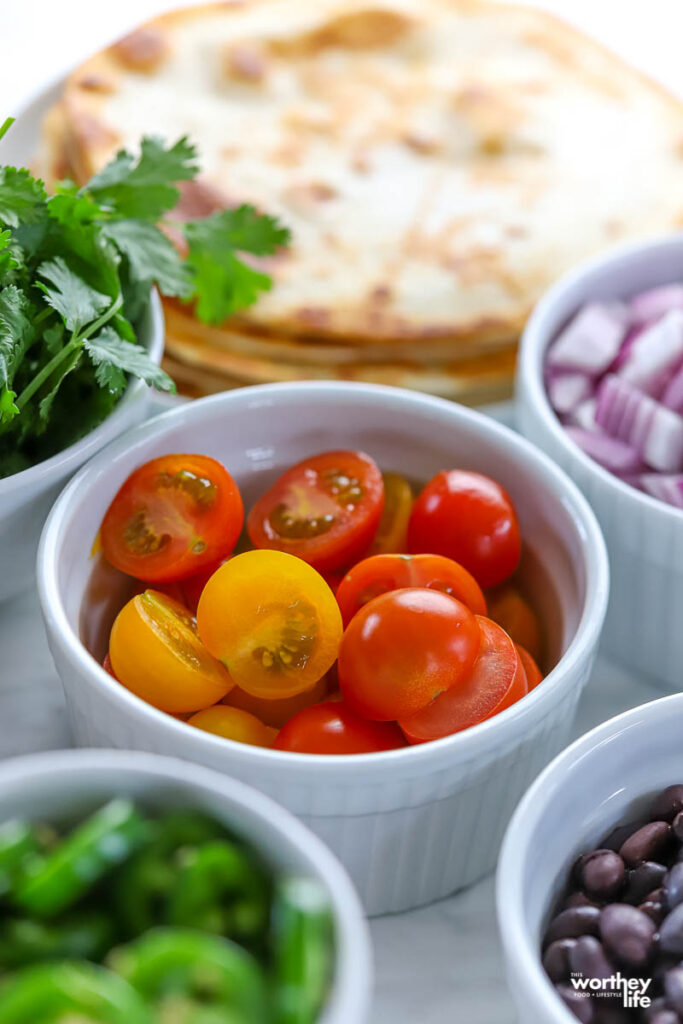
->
[517, 233, 683, 689]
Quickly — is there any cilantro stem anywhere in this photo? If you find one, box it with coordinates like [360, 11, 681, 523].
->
[0, 118, 15, 144]
[14, 293, 123, 413]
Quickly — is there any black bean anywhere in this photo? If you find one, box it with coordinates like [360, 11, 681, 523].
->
[566, 891, 603, 910]
[651, 786, 683, 823]
[620, 823, 672, 867]
[580, 850, 626, 900]
[659, 904, 683, 955]
[592, 1008, 632, 1024]
[648, 1012, 681, 1024]
[556, 983, 595, 1023]
[545, 906, 602, 945]
[639, 899, 666, 926]
[624, 862, 668, 905]
[673, 811, 683, 844]
[644, 998, 670, 1021]
[600, 903, 656, 968]
[665, 864, 683, 911]
[543, 938, 576, 982]
[569, 935, 615, 981]
[602, 821, 646, 852]
[665, 966, 683, 1015]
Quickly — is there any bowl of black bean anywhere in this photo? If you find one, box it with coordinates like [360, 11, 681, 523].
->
[496, 692, 683, 1024]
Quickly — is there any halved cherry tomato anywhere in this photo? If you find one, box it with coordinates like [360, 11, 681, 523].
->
[408, 470, 521, 589]
[187, 706, 277, 748]
[102, 653, 117, 679]
[516, 643, 543, 689]
[223, 672, 329, 729]
[197, 550, 342, 699]
[368, 472, 413, 555]
[274, 701, 406, 755]
[247, 450, 384, 573]
[179, 558, 228, 612]
[101, 454, 243, 583]
[109, 590, 233, 713]
[131, 578, 186, 605]
[399, 616, 527, 744]
[487, 583, 543, 663]
[338, 588, 480, 721]
[335, 553, 487, 627]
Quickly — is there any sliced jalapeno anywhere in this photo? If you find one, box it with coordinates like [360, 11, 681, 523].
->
[108, 926, 268, 1023]
[0, 961, 151, 1023]
[0, 911, 114, 969]
[272, 877, 335, 1024]
[14, 799, 150, 919]
[168, 840, 270, 944]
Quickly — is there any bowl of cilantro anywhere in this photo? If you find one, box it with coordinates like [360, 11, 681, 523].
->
[0, 117, 289, 601]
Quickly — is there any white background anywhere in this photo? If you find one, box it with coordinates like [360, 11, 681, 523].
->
[0, 2, 682, 1022]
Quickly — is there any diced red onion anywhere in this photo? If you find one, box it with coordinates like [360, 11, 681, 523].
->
[547, 372, 592, 414]
[547, 303, 629, 375]
[595, 375, 683, 472]
[638, 474, 683, 509]
[567, 398, 599, 432]
[629, 284, 683, 325]
[565, 427, 644, 474]
[662, 362, 683, 414]
[616, 310, 683, 396]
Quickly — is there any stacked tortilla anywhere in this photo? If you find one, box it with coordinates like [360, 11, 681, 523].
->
[36, 0, 683, 402]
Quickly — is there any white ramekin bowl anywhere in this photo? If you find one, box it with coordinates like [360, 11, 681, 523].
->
[497, 690, 683, 1024]
[0, 748, 371, 1024]
[518, 233, 683, 690]
[38, 381, 609, 914]
[0, 294, 163, 603]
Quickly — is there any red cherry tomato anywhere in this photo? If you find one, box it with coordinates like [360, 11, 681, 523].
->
[516, 643, 543, 689]
[103, 653, 117, 679]
[488, 583, 543, 664]
[337, 588, 480, 721]
[179, 558, 227, 612]
[335, 552, 487, 626]
[407, 470, 521, 589]
[247, 450, 384, 573]
[274, 701, 406, 755]
[399, 616, 528, 744]
[101, 455, 243, 583]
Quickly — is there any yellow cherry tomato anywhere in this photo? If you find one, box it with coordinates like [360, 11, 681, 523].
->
[368, 472, 413, 555]
[187, 706, 277, 748]
[196, 550, 343, 699]
[109, 590, 233, 714]
[222, 672, 330, 728]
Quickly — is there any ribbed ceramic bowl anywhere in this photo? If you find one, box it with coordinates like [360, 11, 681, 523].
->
[0, 748, 370, 1023]
[518, 233, 683, 689]
[497, 691, 683, 1024]
[0, 294, 163, 602]
[38, 381, 609, 914]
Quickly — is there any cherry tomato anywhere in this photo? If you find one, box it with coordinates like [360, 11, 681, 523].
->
[516, 643, 543, 689]
[102, 653, 117, 679]
[335, 552, 486, 627]
[223, 672, 329, 729]
[101, 454, 244, 583]
[247, 450, 384, 573]
[109, 590, 233, 713]
[368, 472, 413, 555]
[407, 470, 521, 589]
[187, 706, 277, 748]
[131, 578, 186, 605]
[197, 550, 342, 699]
[179, 559, 228, 612]
[338, 588, 480, 721]
[274, 701, 406, 755]
[487, 584, 543, 663]
[399, 617, 527, 743]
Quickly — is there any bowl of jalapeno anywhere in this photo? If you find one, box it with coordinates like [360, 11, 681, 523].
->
[38, 380, 608, 914]
[0, 747, 371, 1023]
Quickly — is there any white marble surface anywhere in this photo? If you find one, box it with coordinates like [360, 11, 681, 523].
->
[0, 586, 666, 1022]
[0, 1, 682, 1019]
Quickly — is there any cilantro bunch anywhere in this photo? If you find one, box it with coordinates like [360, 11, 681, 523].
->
[0, 117, 289, 478]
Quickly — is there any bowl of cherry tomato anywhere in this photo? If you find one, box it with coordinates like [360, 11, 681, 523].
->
[0, 747, 371, 1023]
[38, 381, 608, 913]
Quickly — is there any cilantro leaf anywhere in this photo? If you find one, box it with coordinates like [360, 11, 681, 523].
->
[0, 284, 34, 389]
[0, 388, 18, 425]
[0, 229, 19, 280]
[0, 167, 47, 227]
[102, 219, 192, 298]
[37, 257, 112, 333]
[84, 326, 175, 394]
[86, 136, 199, 221]
[184, 206, 289, 323]
[37, 347, 83, 428]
